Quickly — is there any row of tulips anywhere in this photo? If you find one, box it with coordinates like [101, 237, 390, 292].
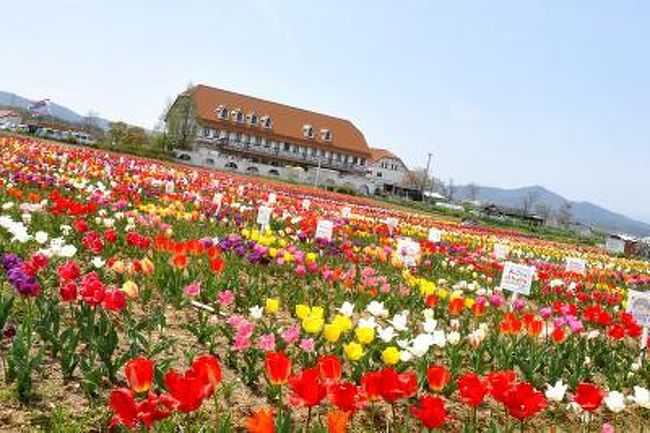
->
[0, 135, 649, 432]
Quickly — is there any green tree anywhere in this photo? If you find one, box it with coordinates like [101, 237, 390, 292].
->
[163, 85, 198, 151]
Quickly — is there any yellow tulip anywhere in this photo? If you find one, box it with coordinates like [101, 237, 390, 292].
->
[355, 326, 375, 344]
[382, 346, 401, 365]
[332, 314, 353, 333]
[324, 323, 342, 343]
[344, 342, 364, 361]
[295, 304, 311, 319]
[265, 298, 280, 314]
[302, 315, 324, 334]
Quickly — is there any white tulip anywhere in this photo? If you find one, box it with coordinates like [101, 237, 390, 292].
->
[378, 326, 396, 343]
[545, 380, 568, 402]
[604, 391, 626, 413]
[35, 231, 49, 244]
[249, 305, 264, 320]
[338, 301, 355, 317]
[629, 386, 650, 409]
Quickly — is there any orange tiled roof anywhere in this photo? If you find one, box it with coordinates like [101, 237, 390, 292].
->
[190, 85, 371, 157]
[0, 109, 18, 118]
[369, 148, 401, 163]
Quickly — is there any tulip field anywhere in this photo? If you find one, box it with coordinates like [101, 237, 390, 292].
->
[1, 135, 650, 433]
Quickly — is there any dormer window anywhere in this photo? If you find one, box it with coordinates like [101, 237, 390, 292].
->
[260, 115, 273, 128]
[303, 124, 314, 138]
[216, 105, 228, 120]
[247, 113, 258, 126]
[232, 109, 244, 123]
[320, 129, 332, 141]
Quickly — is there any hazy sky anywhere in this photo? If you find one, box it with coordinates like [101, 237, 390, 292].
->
[2, 0, 649, 222]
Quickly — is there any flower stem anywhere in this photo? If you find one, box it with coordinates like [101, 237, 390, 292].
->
[305, 406, 312, 433]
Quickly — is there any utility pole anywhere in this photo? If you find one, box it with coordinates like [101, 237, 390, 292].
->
[420, 152, 433, 198]
[314, 158, 322, 187]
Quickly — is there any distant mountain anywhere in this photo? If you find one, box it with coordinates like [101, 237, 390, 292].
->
[455, 185, 650, 237]
[0, 90, 110, 130]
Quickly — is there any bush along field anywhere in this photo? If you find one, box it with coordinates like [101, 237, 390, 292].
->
[0, 135, 649, 432]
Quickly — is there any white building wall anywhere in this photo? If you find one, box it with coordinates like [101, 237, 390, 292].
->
[368, 157, 407, 185]
[173, 147, 381, 195]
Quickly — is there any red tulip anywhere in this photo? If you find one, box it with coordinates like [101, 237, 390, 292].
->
[265, 351, 292, 385]
[102, 288, 126, 312]
[457, 372, 488, 407]
[164, 369, 213, 412]
[361, 371, 383, 401]
[486, 370, 517, 403]
[318, 355, 343, 382]
[210, 258, 225, 273]
[124, 357, 154, 393]
[59, 282, 77, 302]
[57, 259, 80, 281]
[190, 355, 222, 388]
[289, 367, 327, 408]
[245, 407, 275, 433]
[329, 381, 362, 413]
[410, 395, 447, 430]
[502, 382, 547, 420]
[448, 297, 464, 315]
[573, 383, 605, 413]
[109, 388, 139, 429]
[108, 388, 174, 429]
[551, 327, 566, 344]
[426, 365, 451, 392]
[379, 368, 417, 403]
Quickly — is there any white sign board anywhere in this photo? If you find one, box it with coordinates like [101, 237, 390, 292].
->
[500, 262, 535, 296]
[494, 244, 510, 261]
[628, 290, 650, 328]
[428, 228, 442, 243]
[237, 185, 245, 195]
[396, 238, 420, 267]
[315, 220, 334, 241]
[256, 206, 272, 228]
[341, 207, 351, 218]
[605, 237, 625, 254]
[565, 257, 587, 274]
[302, 199, 311, 210]
[165, 181, 175, 194]
[268, 193, 277, 205]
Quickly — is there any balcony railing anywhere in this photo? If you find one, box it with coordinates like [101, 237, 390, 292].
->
[199, 136, 366, 173]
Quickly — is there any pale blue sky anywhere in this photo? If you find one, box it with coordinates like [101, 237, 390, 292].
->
[1, 0, 649, 222]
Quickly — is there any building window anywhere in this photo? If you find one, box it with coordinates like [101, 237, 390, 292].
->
[203, 127, 211, 137]
[261, 116, 273, 128]
[303, 124, 314, 138]
[377, 172, 383, 178]
[248, 113, 258, 125]
[321, 129, 332, 141]
[232, 109, 244, 123]
[216, 105, 228, 119]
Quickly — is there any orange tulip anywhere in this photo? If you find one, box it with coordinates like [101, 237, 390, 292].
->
[245, 407, 275, 433]
[327, 410, 350, 433]
[124, 357, 154, 393]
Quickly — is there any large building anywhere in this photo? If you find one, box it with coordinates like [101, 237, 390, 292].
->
[367, 148, 409, 185]
[169, 84, 407, 194]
